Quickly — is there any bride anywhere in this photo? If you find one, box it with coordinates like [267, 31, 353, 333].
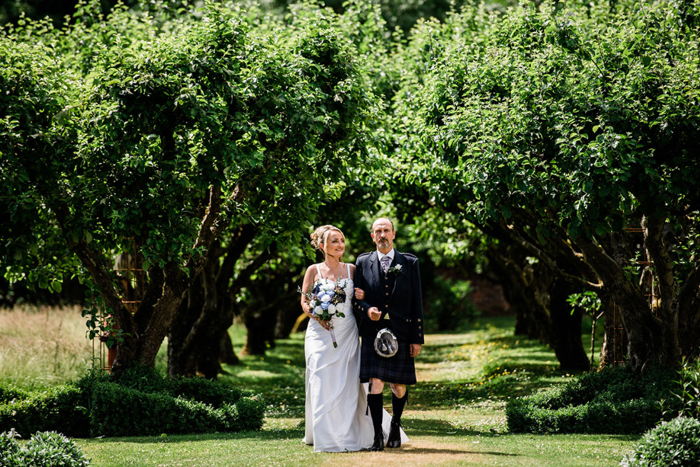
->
[300, 225, 407, 452]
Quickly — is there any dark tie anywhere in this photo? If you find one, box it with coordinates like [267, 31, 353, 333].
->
[381, 256, 391, 274]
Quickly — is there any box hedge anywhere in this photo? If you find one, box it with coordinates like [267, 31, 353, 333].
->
[506, 366, 680, 434]
[0, 367, 264, 438]
[0, 385, 90, 438]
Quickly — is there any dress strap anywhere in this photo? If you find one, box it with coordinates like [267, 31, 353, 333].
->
[346, 263, 351, 279]
[315, 264, 323, 280]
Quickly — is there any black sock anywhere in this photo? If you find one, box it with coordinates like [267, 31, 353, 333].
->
[391, 391, 408, 425]
[367, 393, 384, 437]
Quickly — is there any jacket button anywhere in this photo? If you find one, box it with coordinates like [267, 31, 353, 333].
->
[385, 293, 389, 296]
[419, 333, 422, 337]
[385, 305, 389, 308]
[417, 319, 421, 322]
[419, 326, 422, 329]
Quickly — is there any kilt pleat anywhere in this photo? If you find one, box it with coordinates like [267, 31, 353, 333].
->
[359, 339, 416, 385]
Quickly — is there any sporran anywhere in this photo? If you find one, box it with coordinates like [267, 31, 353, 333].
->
[374, 327, 398, 358]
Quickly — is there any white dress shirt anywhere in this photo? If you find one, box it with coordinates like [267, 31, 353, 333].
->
[377, 248, 395, 263]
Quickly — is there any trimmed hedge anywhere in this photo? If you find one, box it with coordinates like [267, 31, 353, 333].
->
[89, 382, 225, 437]
[0, 383, 29, 404]
[506, 367, 680, 434]
[0, 385, 90, 438]
[173, 376, 245, 407]
[89, 382, 263, 437]
[111, 364, 245, 406]
[0, 367, 265, 438]
[621, 417, 700, 467]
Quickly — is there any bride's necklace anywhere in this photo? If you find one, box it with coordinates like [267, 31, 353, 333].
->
[322, 260, 346, 280]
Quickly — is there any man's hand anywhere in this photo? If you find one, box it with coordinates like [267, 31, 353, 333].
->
[368, 307, 381, 321]
[410, 343, 422, 358]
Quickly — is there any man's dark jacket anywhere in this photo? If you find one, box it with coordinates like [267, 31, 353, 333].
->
[353, 250, 424, 344]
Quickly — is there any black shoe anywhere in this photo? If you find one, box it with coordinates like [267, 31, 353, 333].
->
[386, 421, 401, 448]
[369, 432, 384, 451]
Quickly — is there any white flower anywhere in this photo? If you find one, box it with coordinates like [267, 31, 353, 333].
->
[336, 303, 345, 313]
[394, 264, 403, 271]
[309, 300, 317, 308]
[314, 306, 323, 314]
[320, 294, 332, 303]
[320, 281, 335, 291]
[328, 304, 337, 313]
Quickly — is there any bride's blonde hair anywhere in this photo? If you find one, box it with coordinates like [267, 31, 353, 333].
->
[310, 225, 344, 255]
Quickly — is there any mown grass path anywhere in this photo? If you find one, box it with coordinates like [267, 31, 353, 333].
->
[78, 317, 637, 466]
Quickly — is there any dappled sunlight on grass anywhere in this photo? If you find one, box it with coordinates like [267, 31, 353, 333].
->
[220, 328, 307, 419]
[73, 315, 636, 466]
[411, 317, 572, 411]
[221, 316, 575, 425]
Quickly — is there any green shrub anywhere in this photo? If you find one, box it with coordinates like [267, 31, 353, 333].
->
[621, 417, 700, 467]
[172, 376, 245, 407]
[89, 381, 265, 437]
[112, 364, 172, 395]
[89, 382, 213, 437]
[222, 396, 266, 432]
[0, 431, 22, 466]
[111, 363, 247, 406]
[425, 276, 477, 332]
[22, 431, 91, 467]
[672, 359, 700, 420]
[0, 431, 90, 467]
[0, 385, 90, 438]
[506, 367, 680, 434]
[0, 366, 263, 438]
[0, 384, 28, 404]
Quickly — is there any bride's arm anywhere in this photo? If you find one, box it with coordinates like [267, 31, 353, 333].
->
[300, 265, 331, 330]
[349, 264, 365, 300]
[300, 265, 317, 318]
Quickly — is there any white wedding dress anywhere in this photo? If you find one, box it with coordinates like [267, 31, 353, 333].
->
[303, 264, 408, 452]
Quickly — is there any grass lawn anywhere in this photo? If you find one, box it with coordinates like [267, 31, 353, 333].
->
[76, 316, 638, 466]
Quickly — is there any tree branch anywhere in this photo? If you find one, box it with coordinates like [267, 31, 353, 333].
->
[497, 218, 604, 291]
[642, 215, 677, 318]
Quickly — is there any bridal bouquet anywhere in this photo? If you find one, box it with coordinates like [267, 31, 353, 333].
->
[299, 278, 348, 348]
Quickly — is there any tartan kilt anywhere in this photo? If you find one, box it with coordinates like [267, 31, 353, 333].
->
[360, 338, 417, 385]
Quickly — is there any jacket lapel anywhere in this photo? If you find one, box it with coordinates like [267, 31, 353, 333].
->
[390, 251, 405, 296]
[368, 251, 380, 284]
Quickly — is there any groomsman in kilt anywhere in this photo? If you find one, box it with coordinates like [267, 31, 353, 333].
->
[353, 217, 424, 451]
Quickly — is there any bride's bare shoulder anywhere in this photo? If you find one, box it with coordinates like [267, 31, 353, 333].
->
[304, 264, 320, 278]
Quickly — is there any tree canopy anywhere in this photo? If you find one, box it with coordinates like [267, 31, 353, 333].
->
[397, 0, 700, 369]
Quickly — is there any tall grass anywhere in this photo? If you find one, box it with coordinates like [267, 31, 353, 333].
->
[0, 305, 92, 389]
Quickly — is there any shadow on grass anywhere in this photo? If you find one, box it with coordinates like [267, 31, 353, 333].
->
[220, 318, 570, 417]
[385, 446, 518, 457]
[94, 427, 307, 445]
